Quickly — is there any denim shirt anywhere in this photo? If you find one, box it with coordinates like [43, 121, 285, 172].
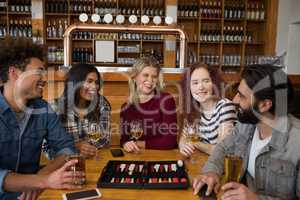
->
[202, 115, 300, 200]
[0, 90, 77, 199]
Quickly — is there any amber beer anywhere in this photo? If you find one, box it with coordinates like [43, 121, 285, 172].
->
[131, 130, 143, 140]
[223, 154, 243, 183]
[65, 154, 86, 185]
[186, 134, 200, 144]
[87, 131, 101, 143]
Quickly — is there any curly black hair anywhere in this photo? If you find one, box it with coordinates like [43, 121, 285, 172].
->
[0, 36, 44, 83]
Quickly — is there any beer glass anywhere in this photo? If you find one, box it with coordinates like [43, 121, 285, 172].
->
[183, 120, 200, 164]
[223, 154, 243, 183]
[87, 122, 102, 160]
[65, 154, 86, 185]
[217, 154, 243, 200]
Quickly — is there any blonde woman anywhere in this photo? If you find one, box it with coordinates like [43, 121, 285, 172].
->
[120, 57, 177, 153]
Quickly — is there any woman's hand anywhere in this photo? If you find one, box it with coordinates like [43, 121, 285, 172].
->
[76, 141, 97, 157]
[123, 141, 140, 153]
[179, 142, 196, 157]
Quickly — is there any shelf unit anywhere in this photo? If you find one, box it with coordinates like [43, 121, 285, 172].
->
[0, 0, 32, 40]
[44, 0, 166, 69]
[1, 0, 278, 81]
[177, 0, 277, 80]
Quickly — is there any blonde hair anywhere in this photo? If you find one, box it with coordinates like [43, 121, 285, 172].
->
[128, 57, 164, 104]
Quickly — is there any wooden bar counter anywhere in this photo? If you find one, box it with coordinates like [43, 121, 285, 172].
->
[38, 149, 209, 200]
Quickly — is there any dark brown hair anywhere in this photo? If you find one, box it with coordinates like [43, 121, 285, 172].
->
[0, 36, 44, 83]
[57, 64, 102, 122]
[180, 63, 223, 124]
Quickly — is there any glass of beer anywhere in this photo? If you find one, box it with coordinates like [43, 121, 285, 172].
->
[65, 154, 86, 185]
[217, 154, 243, 199]
[223, 154, 243, 183]
[130, 120, 144, 153]
[87, 122, 102, 160]
[184, 121, 200, 164]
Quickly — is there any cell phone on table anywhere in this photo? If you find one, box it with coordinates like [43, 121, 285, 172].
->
[62, 189, 102, 200]
[110, 148, 124, 157]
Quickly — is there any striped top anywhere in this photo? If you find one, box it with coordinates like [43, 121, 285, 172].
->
[198, 98, 237, 145]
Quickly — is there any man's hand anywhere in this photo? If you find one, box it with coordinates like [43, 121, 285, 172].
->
[76, 141, 97, 157]
[221, 182, 257, 200]
[43, 159, 84, 190]
[193, 172, 220, 196]
[123, 141, 140, 153]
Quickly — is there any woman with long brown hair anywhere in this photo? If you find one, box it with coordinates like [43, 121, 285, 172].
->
[179, 63, 236, 155]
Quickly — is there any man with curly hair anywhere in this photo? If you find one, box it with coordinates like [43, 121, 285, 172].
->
[0, 37, 83, 200]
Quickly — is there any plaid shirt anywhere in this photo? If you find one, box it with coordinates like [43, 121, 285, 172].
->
[43, 95, 111, 159]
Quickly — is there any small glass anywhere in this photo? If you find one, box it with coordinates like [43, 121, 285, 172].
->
[65, 154, 86, 185]
[129, 120, 144, 154]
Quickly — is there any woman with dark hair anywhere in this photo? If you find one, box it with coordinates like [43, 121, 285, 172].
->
[179, 63, 237, 156]
[46, 64, 111, 158]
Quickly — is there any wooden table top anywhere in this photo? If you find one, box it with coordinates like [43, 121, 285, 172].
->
[38, 148, 209, 200]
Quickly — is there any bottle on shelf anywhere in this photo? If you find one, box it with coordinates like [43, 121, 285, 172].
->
[199, 54, 220, 65]
[72, 47, 93, 63]
[95, 33, 117, 40]
[260, 3, 265, 20]
[223, 25, 244, 43]
[9, 19, 32, 38]
[0, 22, 7, 37]
[0, 0, 7, 12]
[47, 19, 68, 38]
[47, 46, 64, 63]
[117, 44, 140, 53]
[222, 54, 241, 66]
[188, 48, 197, 64]
[46, 0, 67, 13]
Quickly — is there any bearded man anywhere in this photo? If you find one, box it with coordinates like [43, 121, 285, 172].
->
[193, 64, 300, 200]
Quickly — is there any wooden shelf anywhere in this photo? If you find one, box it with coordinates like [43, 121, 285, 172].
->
[8, 12, 31, 15]
[223, 42, 243, 45]
[200, 17, 222, 21]
[246, 19, 266, 23]
[142, 40, 163, 43]
[45, 13, 68, 16]
[177, 16, 198, 20]
[46, 38, 63, 41]
[200, 42, 221, 45]
[224, 18, 245, 22]
[73, 39, 93, 41]
[246, 42, 265, 46]
[118, 40, 141, 42]
[117, 52, 140, 54]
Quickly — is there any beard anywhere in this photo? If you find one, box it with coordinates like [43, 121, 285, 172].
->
[237, 103, 260, 124]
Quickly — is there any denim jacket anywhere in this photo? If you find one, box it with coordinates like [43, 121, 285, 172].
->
[202, 115, 300, 200]
[0, 89, 77, 199]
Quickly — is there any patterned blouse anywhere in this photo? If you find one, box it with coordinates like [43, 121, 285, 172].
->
[43, 95, 111, 159]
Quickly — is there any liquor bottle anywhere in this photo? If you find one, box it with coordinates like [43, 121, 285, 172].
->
[255, 3, 260, 20]
[260, 4, 265, 20]
[250, 3, 256, 20]
[52, 20, 57, 38]
[58, 20, 64, 38]
[47, 20, 52, 38]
